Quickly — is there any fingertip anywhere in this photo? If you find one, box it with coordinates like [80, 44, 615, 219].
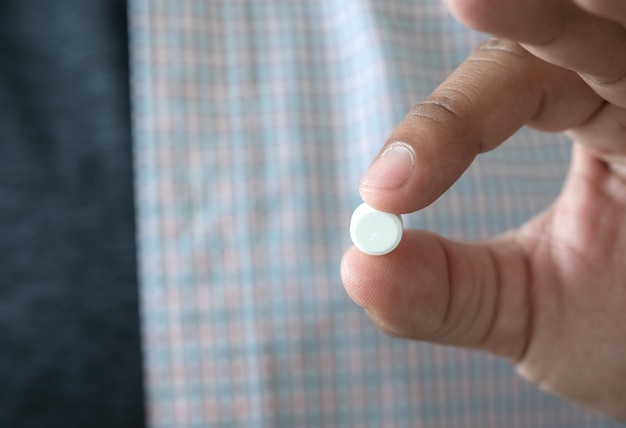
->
[359, 142, 415, 191]
[358, 184, 424, 215]
[358, 135, 474, 214]
[358, 141, 425, 213]
[340, 231, 451, 338]
[340, 245, 400, 310]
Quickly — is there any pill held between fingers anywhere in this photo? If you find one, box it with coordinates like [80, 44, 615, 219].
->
[349, 202, 403, 256]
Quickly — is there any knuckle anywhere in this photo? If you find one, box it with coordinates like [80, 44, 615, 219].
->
[406, 96, 463, 125]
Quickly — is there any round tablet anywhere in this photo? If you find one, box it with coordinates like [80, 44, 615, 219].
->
[350, 203, 403, 256]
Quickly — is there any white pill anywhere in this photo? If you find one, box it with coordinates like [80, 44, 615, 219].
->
[350, 203, 403, 256]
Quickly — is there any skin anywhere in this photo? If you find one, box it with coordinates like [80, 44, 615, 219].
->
[340, 0, 626, 420]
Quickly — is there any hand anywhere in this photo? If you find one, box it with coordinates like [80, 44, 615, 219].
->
[341, 0, 626, 420]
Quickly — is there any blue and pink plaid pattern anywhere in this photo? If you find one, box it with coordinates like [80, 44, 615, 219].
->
[129, 0, 623, 426]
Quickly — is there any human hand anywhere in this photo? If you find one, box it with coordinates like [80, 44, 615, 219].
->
[341, 0, 626, 420]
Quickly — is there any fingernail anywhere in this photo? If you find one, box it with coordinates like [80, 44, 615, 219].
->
[360, 142, 414, 189]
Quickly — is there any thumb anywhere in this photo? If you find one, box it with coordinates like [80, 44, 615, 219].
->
[340, 229, 530, 361]
[359, 39, 600, 214]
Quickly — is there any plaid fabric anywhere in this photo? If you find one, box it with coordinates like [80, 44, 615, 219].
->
[129, 1, 623, 426]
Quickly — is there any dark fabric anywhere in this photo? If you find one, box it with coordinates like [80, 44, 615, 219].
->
[0, 1, 145, 427]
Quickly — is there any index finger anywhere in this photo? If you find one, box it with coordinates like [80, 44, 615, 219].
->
[359, 39, 602, 214]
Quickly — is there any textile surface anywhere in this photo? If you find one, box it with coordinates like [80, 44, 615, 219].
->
[129, 1, 624, 426]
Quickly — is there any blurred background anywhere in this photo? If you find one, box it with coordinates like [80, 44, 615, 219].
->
[1, 1, 623, 427]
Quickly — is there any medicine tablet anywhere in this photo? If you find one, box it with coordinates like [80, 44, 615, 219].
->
[350, 203, 403, 256]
